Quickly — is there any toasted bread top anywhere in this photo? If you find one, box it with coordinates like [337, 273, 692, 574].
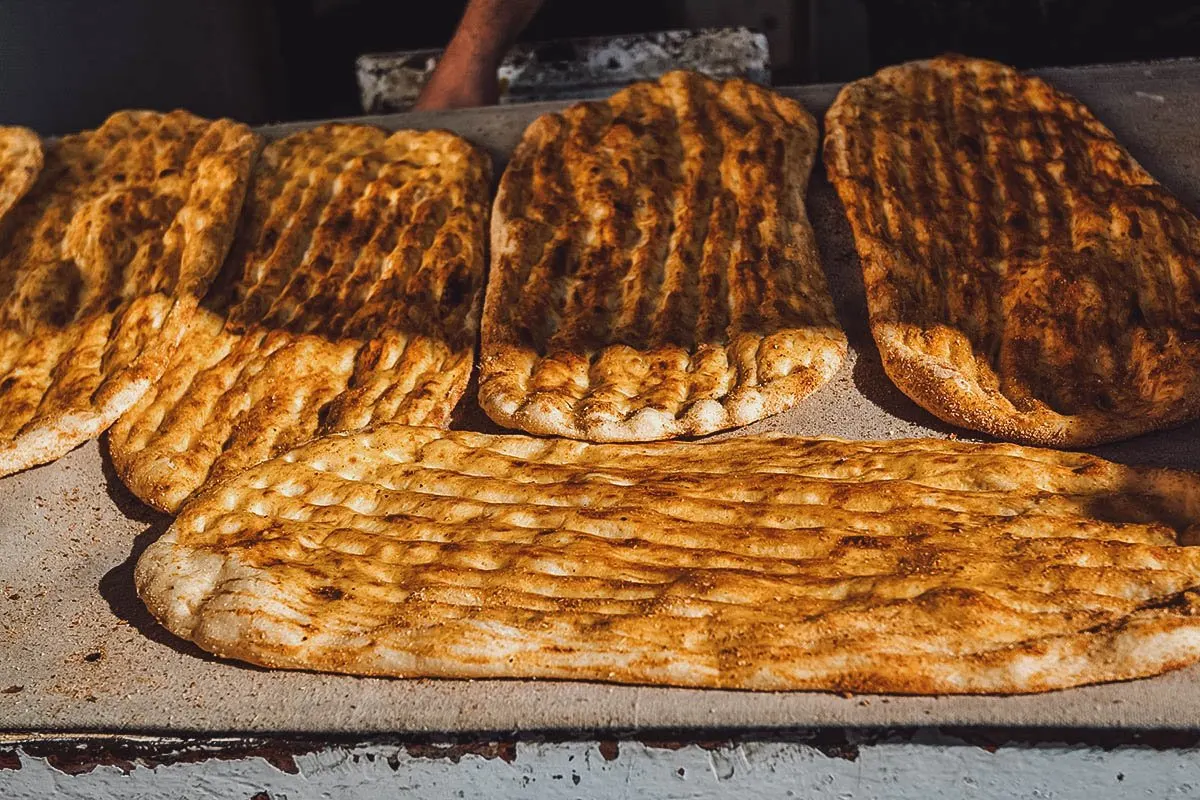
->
[138, 424, 1200, 694]
[481, 70, 845, 441]
[0, 110, 259, 475]
[826, 56, 1200, 446]
[108, 124, 491, 511]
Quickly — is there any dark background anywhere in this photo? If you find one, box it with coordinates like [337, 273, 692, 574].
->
[2, 0, 1198, 133]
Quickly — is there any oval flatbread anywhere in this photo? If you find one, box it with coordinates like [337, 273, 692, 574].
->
[0, 111, 259, 475]
[481, 70, 846, 441]
[138, 424, 1200, 694]
[825, 56, 1200, 446]
[108, 124, 491, 512]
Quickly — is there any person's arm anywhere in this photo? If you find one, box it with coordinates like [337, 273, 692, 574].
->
[414, 0, 545, 111]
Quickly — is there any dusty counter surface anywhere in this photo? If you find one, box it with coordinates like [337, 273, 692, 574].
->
[2, 60, 1200, 749]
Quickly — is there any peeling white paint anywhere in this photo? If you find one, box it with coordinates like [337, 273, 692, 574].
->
[2, 737, 1198, 800]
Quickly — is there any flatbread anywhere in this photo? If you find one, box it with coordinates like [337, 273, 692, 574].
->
[825, 56, 1200, 447]
[108, 124, 491, 512]
[480, 70, 846, 441]
[0, 126, 42, 220]
[138, 424, 1200, 694]
[0, 111, 258, 476]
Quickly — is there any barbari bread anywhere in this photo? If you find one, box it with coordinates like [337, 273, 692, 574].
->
[0, 126, 42, 221]
[139, 424, 1200, 694]
[480, 70, 846, 441]
[825, 56, 1200, 447]
[109, 124, 490, 512]
[0, 111, 258, 475]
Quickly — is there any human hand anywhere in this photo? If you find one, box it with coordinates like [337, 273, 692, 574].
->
[413, 0, 543, 111]
[414, 57, 500, 111]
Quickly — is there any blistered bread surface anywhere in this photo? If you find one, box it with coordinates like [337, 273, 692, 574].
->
[481, 70, 846, 442]
[109, 124, 491, 512]
[0, 111, 258, 475]
[138, 424, 1200, 694]
[825, 56, 1200, 446]
[0, 126, 42, 221]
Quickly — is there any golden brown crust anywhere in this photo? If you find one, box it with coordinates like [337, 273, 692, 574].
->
[108, 124, 491, 512]
[0, 111, 259, 476]
[139, 424, 1200, 694]
[825, 56, 1200, 447]
[0, 126, 42, 221]
[481, 70, 846, 442]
